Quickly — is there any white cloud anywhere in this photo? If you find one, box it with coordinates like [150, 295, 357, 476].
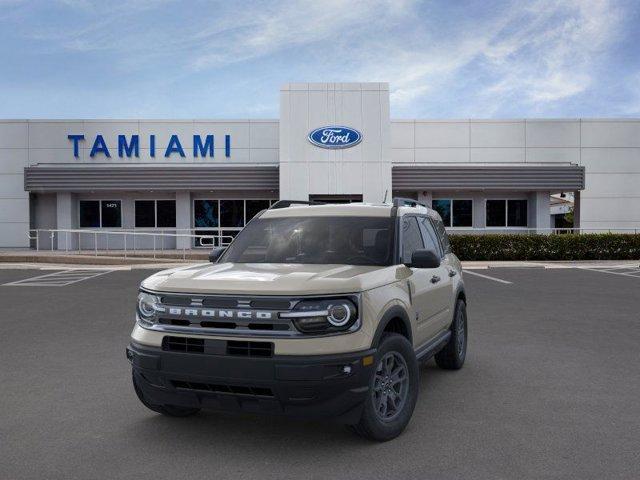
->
[361, 0, 623, 114]
[4, 0, 631, 117]
[189, 0, 416, 70]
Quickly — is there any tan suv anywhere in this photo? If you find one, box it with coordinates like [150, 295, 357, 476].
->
[127, 198, 467, 441]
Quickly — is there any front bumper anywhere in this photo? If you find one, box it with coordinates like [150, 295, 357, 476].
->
[127, 342, 376, 423]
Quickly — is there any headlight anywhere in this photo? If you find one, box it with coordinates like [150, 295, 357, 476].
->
[281, 297, 359, 334]
[137, 291, 161, 325]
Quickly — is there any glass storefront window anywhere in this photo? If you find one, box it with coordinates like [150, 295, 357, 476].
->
[508, 200, 528, 227]
[80, 200, 121, 228]
[486, 199, 528, 227]
[452, 200, 472, 227]
[156, 200, 176, 228]
[486, 200, 507, 227]
[79, 201, 100, 228]
[135, 200, 176, 228]
[101, 201, 122, 228]
[433, 199, 472, 227]
[432, 200, 451, 226]
[220, 200, 244, 227]
[135, 201, 155, 228]
[193, 199, 275, 247]
[246, 200, 270, 223]
[194, 200, 219, 228]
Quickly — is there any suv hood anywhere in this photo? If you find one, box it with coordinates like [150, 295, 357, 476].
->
[141, 262, 405, 295]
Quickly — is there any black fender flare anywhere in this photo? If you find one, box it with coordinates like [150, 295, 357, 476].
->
[371, 305, 413, 348]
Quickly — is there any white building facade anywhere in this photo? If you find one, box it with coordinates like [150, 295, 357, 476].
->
[1, 82, 638, 249]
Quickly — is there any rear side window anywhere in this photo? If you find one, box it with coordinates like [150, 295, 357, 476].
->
[401, 216, 424, 264]
[431, 217, 451, 255]
[418, 217, 443, 257]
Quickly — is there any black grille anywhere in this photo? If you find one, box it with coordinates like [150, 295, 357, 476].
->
[249, 299, 291, 310]
[227, 340, 273, 357]
[171, 380, 274, 397]
[162, 336, 204, 353]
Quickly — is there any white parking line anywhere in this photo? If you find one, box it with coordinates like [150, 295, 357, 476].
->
[577, 266, 640, 279]
[462, 270, 513, 284]
[2, 269, 115, 287]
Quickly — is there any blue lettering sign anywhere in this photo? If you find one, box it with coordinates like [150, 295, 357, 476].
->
[68, 133, 232, 159]
[118, 135, 139, 157]
[150, 134, 156, 157]
[90, 134, 111, 158]
[194, 134, 214, 157]
[308, 126, 362, 149]
[67, 134, 84, 158]
[164, 134, 185, 157]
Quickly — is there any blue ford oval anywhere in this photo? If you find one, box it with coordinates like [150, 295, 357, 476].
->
[308, 126, 362, 149]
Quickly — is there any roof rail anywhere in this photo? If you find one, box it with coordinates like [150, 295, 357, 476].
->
[392, 197, 427, 208]
[269, 199, 323, 210]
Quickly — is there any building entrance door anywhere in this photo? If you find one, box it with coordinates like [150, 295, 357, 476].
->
[308, 195, 363, 204]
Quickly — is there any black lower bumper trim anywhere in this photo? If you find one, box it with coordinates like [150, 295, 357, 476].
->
[127, 342, 376, 423]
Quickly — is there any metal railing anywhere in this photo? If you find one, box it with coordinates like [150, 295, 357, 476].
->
[27, 228, 235, 259]
[444, 227, 640, 235]
[25, 226, 640, 259]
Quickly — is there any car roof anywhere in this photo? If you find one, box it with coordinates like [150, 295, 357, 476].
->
[260, 201, 442, 220]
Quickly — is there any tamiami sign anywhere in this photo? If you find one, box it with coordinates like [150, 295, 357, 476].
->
[67, 134, 232, 158]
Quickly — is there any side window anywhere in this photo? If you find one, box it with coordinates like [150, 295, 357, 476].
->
[401, 216, 424, 264]
[418, 217, 442, 257]
[431, 217, 451, 255]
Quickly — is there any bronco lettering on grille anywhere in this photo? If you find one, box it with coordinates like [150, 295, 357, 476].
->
[165, 308, 273, 320]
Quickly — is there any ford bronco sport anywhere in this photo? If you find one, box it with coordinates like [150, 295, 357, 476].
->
[127, 198, 467, 441]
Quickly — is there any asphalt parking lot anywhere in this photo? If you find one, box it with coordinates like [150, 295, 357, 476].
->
[1, 266, 639, 480]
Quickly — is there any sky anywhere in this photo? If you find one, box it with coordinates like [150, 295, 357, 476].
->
[1, 0, 639, 119]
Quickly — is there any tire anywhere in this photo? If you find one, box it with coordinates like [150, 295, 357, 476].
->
[435, 299, 467, 370]
[132, 372, 200, 417]
[351, 333, 419, 441]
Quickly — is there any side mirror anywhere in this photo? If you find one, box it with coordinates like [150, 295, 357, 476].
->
[407, 249, 440, 269]
[208, 246, 226, 263]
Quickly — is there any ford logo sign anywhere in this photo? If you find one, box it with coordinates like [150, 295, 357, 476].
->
[308, 126, 362, 149]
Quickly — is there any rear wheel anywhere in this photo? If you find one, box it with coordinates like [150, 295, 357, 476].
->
[132, 372, 200, 417]
[435, 299, 467, 370]
[350, 333, 419, 441]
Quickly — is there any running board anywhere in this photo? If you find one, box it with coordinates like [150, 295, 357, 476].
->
[415, 330, 451, 361]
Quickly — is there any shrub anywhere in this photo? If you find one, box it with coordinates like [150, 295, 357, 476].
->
[449, 234, 640, 261]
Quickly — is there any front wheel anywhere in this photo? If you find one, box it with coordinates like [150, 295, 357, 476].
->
[435, 298, 467, 370]
[350, 333, 419, 441]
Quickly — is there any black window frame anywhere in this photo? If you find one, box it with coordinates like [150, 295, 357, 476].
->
[399, 215, 426, 265]
[134, 199, 176, 228]
[417, 216, 444, 258]
[432, 198, 473, 228]
[79, 199, 122, 228]
[485, 199, 529, 228]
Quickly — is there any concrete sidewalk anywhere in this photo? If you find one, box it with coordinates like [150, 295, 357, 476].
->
[462, 260, 640, 269]
[0, 248, 208, 265]
[0, 249, 638, 269]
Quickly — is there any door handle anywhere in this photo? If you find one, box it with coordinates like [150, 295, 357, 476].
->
[430, 275, 441, 284]
[448, 269, 457, 277]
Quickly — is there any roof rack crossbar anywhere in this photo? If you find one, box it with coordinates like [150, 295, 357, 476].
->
[392, 197, 427, 208]
[269, 200, 324, 210]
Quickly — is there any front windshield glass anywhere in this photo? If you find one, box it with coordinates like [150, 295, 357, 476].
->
[221, 216, 394, 266]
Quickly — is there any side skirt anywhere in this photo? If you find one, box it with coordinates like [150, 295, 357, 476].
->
[414, 330, 451, 362]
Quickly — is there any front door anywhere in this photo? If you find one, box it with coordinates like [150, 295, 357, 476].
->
[400, 216, 451, 345]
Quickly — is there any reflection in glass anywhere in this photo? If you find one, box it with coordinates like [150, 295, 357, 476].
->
[432, 200, 451, 226]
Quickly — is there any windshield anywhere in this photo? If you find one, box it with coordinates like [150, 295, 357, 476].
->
[220, 216, 394, 266]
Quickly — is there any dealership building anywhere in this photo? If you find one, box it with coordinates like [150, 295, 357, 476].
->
[0, 82, 638, 249]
